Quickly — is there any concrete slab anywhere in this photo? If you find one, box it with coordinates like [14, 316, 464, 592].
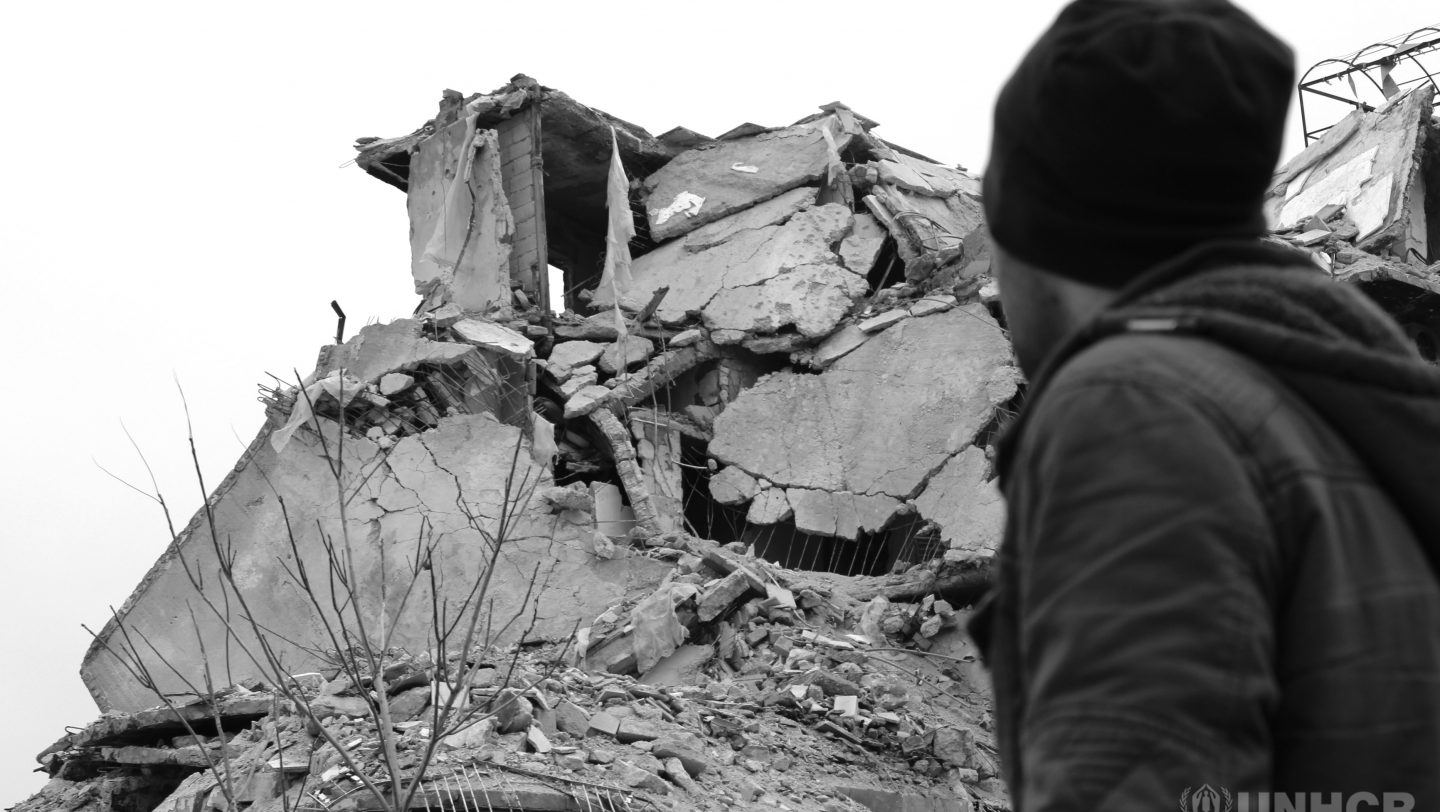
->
[840, 213, 887, 274]
[599, 335, 655, 375]
[546, 340, 606, 379]
[82, 413, 670, 712]
[709, 466, 761, 505]
[683, 187, 818, 252]
[747, 489, 794, 525]
[786, 489, 902, 538]
[710, 306, 1017, 538]
[643, 121, 841, 242]
[452, 319, 535, 359]
[598, 203, 867, 338]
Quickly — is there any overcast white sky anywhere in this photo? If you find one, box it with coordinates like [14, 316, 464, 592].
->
[0, 0, 1433, 800]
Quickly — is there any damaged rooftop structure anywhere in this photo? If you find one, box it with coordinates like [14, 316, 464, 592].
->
[19, 69, 1440, 812]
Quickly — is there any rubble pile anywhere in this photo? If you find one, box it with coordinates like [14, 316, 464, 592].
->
[19, 74, 1440, 812]
[23, 540, 1005, 812]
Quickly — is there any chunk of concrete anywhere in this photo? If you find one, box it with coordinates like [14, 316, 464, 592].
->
[914, 446, 1005, 560]
[640, 644, 714, 689]
[452, 319, 535, 360]
[858, 309, 909, 334]
[704, 261, 868, 338]
[710, 306, 1017, 538]
[709, 466, 760, 506]
[599, 335, 656, 375]
[378, 372, 415, 396]
[559, 366, 599, 398]
[746, 489, 794, 525]
[684, 186, 819, 252]
[811, 324, 871, 368]
[598, 203, 860, 334]
[787, 489, 903, 538]
[546, 341, 606, 379]
[908, 294, 957, 318]
[840, 213, 887, 274]
[643, 121, 841, 242]
[312, 319, 474, 385]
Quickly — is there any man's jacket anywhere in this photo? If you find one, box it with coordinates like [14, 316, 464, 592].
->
[971, 240, 1440, 809]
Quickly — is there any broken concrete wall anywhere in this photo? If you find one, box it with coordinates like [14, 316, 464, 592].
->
[83, 317, 668, 713]
[1266, 84, 1436, 263]
[408, 119, 515, 313]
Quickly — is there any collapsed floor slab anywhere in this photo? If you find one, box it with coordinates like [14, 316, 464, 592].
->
[708, 305, 1018, 541]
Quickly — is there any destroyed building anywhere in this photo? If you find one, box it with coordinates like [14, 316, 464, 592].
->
[14, 72, 1440, 812]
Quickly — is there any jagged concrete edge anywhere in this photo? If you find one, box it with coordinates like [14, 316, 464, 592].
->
[80, 418, 278, 711]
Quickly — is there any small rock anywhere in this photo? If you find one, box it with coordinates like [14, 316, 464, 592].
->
[697, 569, 759, 623]
[809, 670, 861, 697]
[557, 754, 586, 772]
[559, 366, 599, 398]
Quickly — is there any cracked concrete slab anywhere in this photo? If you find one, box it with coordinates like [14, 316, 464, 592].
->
[546, 341, 607, 379]
[683, 187, 818, 252]
[598, 203, 865, 338]
[643, 121, 841, 242]
[786, 489, 901, 538]
[709, 305, 1017, 538]
[81, 413, 669, 712]
[747, 489, 793, 524]
[313, 319, 474, 384]
[599, 335, 656, 375]
[913, 446, 1004, 560]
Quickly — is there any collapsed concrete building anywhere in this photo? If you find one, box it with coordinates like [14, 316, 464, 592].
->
[17, 74, 1440, 812]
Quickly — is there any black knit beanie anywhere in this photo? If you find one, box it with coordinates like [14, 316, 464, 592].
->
[983, 0, 1295, 287]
